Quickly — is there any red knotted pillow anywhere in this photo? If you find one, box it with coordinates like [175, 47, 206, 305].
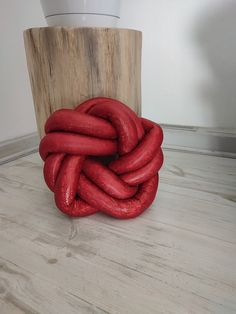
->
[39, 97, 163, 219]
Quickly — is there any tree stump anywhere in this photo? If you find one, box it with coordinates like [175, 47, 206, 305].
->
[24, 27, 142, 138]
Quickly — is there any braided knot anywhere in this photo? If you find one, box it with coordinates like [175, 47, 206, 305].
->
[39, 97, 164, 219]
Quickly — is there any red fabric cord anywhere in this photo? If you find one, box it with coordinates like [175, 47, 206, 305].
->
[39, 97, 164, 219]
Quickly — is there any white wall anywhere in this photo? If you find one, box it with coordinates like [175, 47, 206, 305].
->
[0, 0, 46, 142]
[0, 0, 235, 142]
[119, 0, 236, 128]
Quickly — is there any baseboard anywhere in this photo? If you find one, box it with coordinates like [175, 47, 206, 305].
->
[161, 124, 236, 158]
[0, 124, 235, 164]
[0, 133, 39, 165]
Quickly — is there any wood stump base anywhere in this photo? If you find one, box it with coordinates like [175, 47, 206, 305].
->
[24, 27, 142, 138]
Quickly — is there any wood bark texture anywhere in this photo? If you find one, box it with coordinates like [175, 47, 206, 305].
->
[24, 27, 142, 138]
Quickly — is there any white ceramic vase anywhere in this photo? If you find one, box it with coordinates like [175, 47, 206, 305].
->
[40, 0, 121, 27]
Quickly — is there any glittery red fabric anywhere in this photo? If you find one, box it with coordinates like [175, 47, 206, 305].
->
[39, 97, 163, 219]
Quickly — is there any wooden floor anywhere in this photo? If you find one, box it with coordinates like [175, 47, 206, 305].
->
[0, 150, 235, 314]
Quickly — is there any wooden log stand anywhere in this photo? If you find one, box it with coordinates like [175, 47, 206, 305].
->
[24, 27, 142, 138]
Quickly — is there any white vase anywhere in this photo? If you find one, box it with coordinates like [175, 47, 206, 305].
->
[40, 0, 121, 27]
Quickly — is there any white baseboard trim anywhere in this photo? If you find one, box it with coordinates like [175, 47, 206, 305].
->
[0, 133, 39, 165]
[161, 124, 236, 158]
[0, 124, 235, 164]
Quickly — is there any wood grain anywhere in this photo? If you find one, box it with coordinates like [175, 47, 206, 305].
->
[0, 150, 235, 313]
[24, 27, 142, 138]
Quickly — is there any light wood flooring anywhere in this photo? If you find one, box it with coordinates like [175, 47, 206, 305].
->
[0, 149, 235, 314]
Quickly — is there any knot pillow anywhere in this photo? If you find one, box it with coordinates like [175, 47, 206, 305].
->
[39, 97, 163, 219]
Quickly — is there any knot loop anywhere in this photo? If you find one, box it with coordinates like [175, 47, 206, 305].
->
[39, 97, 163, 219]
